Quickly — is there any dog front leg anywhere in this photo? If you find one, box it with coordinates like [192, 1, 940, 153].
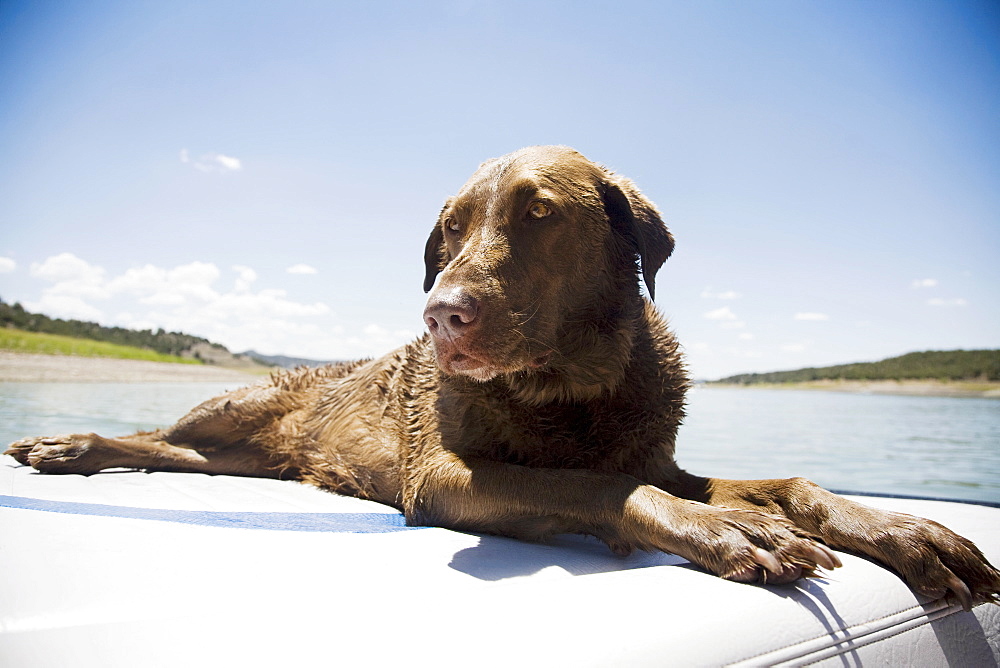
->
[404, 457, 839, 584]
[6, 432, 291, 478]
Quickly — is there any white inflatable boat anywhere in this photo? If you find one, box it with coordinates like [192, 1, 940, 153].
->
[1, 455, 997, 667]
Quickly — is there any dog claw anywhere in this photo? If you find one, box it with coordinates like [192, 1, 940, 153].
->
[752, 548, 782, 575]
[756, 548, 804, 584]
[807, 543, 842, 572]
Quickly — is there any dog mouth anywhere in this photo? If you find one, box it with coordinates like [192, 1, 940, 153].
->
[434, 343, 554, 381]
[448, 352, 490, 374]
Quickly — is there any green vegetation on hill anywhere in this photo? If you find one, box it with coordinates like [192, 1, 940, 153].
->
[1, 298, 226, 360]
[713, 350, 1000, 384]
[0, 328, 202, 364]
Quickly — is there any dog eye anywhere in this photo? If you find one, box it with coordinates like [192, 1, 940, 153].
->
[528, 202, 551, 219]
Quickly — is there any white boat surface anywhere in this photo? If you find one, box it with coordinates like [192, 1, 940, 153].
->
[1, 454, 997, 667]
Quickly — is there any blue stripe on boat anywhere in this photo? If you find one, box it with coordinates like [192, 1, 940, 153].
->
[0, 495, 425, 533]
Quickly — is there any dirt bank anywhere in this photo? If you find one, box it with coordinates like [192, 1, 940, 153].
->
[0, 352, 266, 383]
[705, 378, 1000, 399]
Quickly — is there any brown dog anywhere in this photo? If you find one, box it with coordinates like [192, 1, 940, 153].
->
[8, 146, 999, 609]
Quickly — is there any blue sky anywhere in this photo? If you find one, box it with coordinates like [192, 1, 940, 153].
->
[1, 0, 997, 379]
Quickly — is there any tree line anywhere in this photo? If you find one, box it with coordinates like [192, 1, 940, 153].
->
[0, 298, 229, 358]
[714, 349, 1000, 384]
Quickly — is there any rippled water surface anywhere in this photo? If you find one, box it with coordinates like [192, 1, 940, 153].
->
[2, 382, 998, 504]
[677, 386, 1000, 504]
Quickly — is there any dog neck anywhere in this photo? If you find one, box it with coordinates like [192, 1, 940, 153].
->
[502, 286, 648, 406]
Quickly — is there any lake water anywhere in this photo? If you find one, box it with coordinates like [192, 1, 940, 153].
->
[2, 382, 998, 504]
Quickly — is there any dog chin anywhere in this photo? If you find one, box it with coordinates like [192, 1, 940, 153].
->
[458, 366, 502, 382]
[446, 354, 553, 383]
[436, 354, 538, 383]
[434, 349, 498, 381]
[432, 340, 552, 382]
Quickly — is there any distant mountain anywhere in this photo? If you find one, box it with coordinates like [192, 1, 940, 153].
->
[242, 350, 339, 369]
[712, 349, 1000, 385]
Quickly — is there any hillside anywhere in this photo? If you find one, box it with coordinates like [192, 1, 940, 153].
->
[0, 328, 201, 364]
[0, 298, 268, 369]
[713, 350, 1000, 385]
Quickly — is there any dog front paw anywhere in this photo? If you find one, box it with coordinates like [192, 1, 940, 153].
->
[871, 514, 1000, 610]
[4, 434, 108, 474]
[694, 507, 842, 585]
[623, 489, 842, 586]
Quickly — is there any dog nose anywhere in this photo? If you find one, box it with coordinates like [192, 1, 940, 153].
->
[424, 289, 479, 339]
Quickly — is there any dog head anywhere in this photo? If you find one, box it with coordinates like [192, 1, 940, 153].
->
[422, 146, 673, 392]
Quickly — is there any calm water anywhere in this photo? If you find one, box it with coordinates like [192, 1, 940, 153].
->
[2, 382, 998, 504]
[678, 386, 1000, 504]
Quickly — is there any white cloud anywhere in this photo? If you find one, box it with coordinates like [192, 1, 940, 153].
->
[24, 294, 104, 322]
[927, 297, 967, 307]
[912, 278, 938, 289]
[256, 322, 417, 361]
[17, 254, 434, 360]
[700, 287, 741, 300]
[21, 254, 333, 355]
[108, 261, 222, 305]
[738, 332, 754, 340]
[233, 265, 257, 292]
[704, 306, 738, 321]
[781, 343, 807, 353]
[181, 149, 243, 173]
[0, 257, 16, 273]
[30, 253, 109, 300]
[794, 312, 829, 321]
[208, 288, 329, 319]
[287, 263, 318, 275]
[168, 262, 221, 295]
[214, 154, 242, 171]
[31, 252, 104, 283]
[109, 265, 178, 304]
[359, 323, 419, 349]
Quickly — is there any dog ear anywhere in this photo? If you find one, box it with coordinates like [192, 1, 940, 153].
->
[423, 224, 445, 293]
[600, 177, 674, 301]
[424, 200, 455, 292]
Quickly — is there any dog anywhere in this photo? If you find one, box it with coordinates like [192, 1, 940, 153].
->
[8, 145, 999, 609]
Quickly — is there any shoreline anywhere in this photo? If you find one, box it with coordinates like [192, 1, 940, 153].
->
[2, 351, 997, 398]
[0, 351, 267, 383]
[704, 378, 1000, 399]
